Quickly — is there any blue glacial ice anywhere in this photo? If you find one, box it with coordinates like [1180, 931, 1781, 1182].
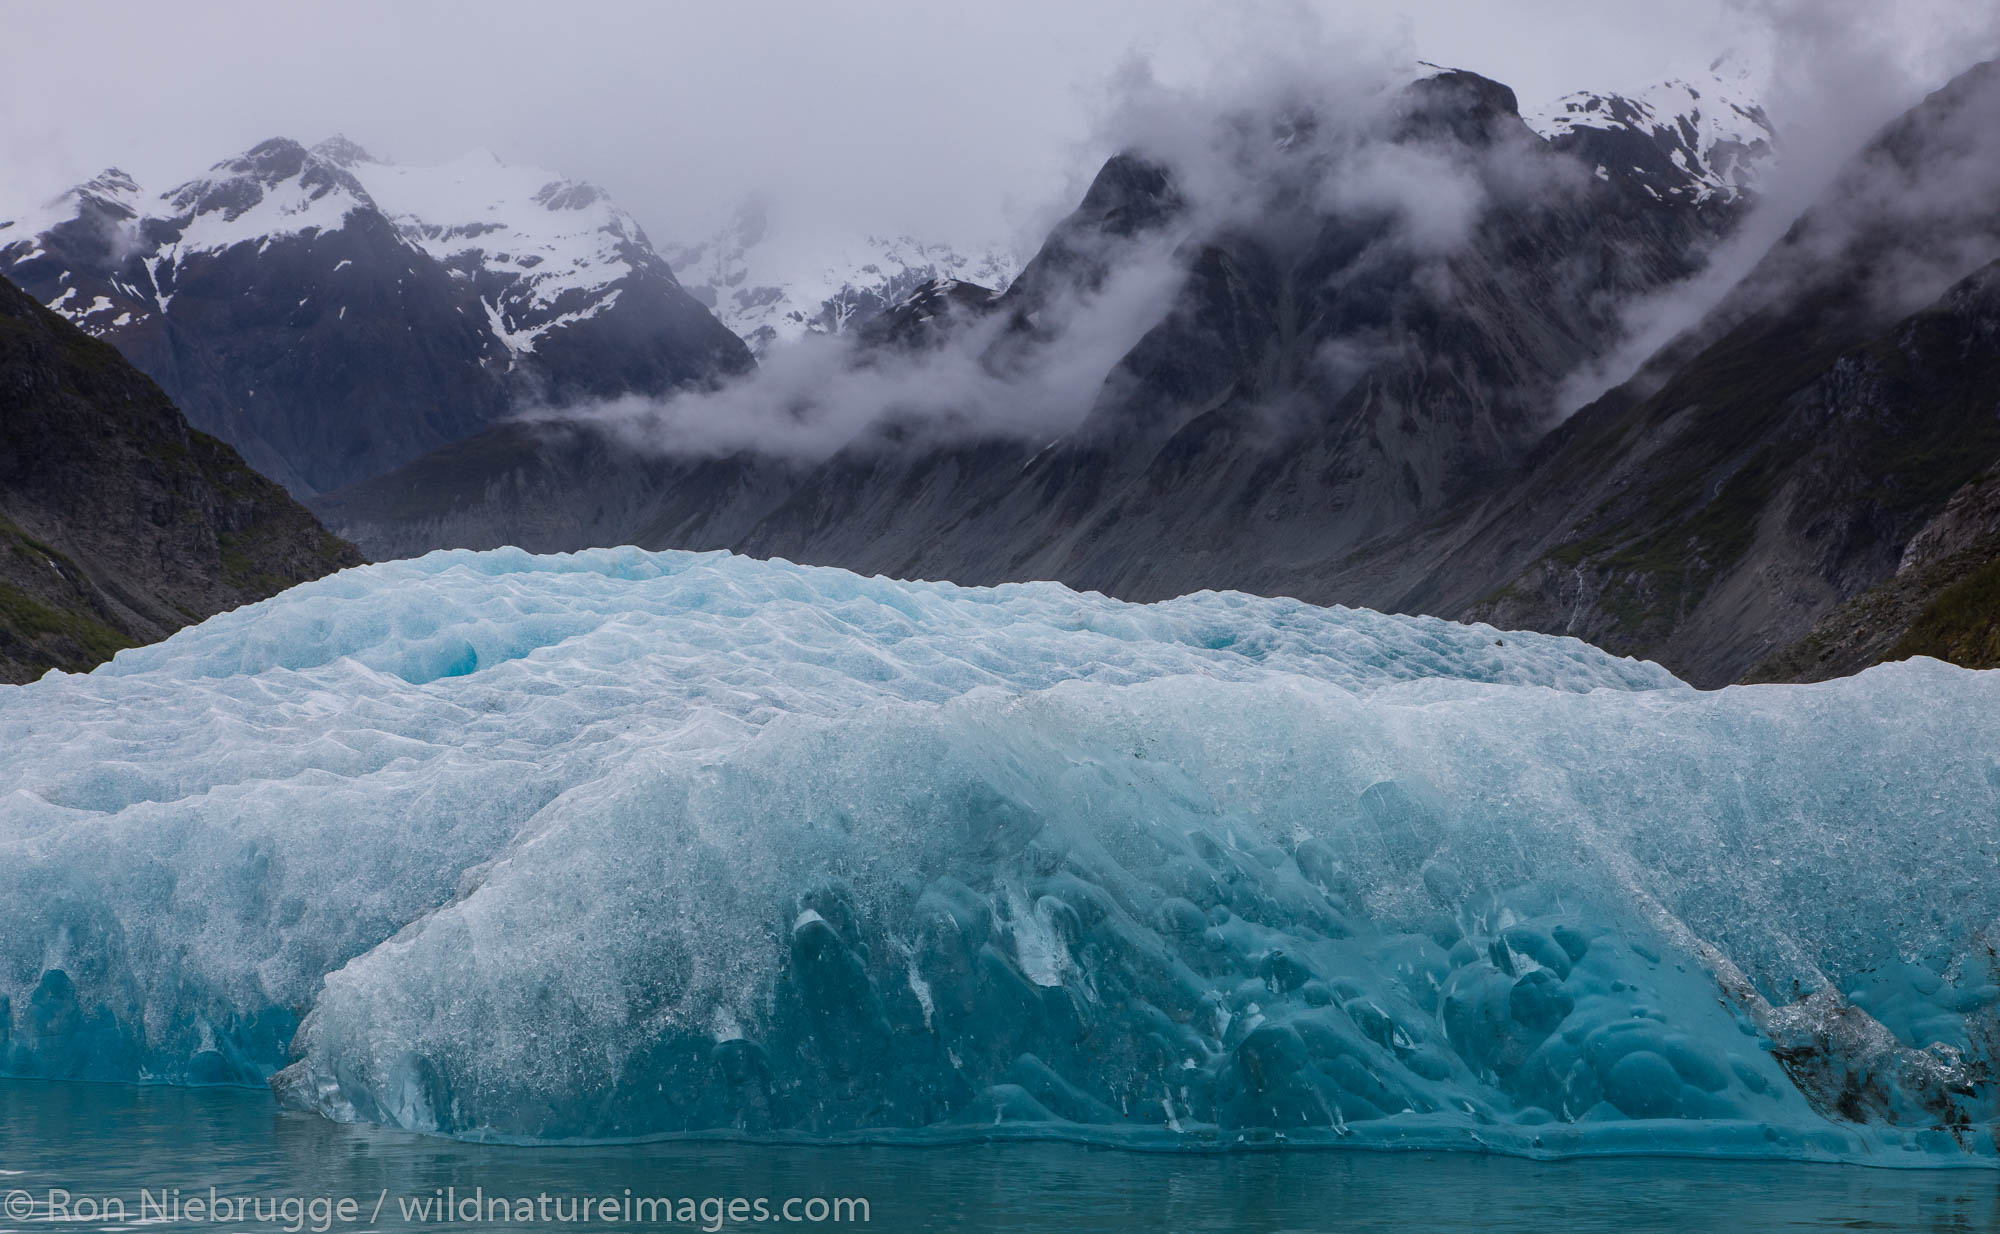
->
[1, 547, 1997, 1162]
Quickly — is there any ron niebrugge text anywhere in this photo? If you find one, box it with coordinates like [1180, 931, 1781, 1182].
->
[2, 1187, 870, 1230]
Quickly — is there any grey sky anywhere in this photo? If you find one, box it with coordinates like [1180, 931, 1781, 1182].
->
[4, 0, 1995, 254]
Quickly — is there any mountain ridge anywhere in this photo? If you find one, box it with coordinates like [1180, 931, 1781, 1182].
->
[320, 67, 1769, 602]
[0, 137, 750, 496]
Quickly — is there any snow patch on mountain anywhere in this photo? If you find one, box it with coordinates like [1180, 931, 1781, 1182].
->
[667, 202, 1020, 354]
[1523, 59, 1777, 201]
[169, 171, 367, 258]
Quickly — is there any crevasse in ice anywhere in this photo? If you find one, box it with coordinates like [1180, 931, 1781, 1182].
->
[1, 548, 1996, 1161]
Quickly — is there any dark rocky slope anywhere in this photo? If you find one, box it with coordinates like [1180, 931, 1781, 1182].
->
[1748, 461, 2000, 681]
[1401, 62, 2000, 685]
[0, 274, 360, 683]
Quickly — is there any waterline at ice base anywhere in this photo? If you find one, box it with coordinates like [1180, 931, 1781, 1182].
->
[1, 548, 1995, 1162]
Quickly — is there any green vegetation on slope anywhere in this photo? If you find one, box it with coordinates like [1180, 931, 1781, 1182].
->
[1889, 555, 2000, 669]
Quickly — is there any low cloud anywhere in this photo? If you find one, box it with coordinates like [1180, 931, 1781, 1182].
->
[545, 233, 1190, 461]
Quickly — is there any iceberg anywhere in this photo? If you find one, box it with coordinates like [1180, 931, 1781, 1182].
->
[1, 548, 1996, 1162]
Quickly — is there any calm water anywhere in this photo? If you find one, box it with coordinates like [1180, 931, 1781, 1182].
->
[0, 1081, 1996, 1233]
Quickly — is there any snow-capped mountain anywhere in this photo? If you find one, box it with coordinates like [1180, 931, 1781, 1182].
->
[0, 168, 153, 337]
[1523, 59, 1776, 203]
[0, 169, 149, 252]
[0, 138, 748, 495]
[324, 140, 674, 360]
[665, 201, 1020, 354]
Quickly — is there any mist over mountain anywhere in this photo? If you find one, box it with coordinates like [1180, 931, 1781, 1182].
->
[665, 200, 1022, 355]
[315, 60, 1771, 591]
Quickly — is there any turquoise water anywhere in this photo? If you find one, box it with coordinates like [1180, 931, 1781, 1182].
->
[0, 1081, 1995, 1232]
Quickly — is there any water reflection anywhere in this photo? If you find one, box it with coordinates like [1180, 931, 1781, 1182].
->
[0, 1081, 1994, 1232]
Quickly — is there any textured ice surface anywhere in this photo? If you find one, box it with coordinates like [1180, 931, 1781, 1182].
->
[2, 549, 1997, 1162]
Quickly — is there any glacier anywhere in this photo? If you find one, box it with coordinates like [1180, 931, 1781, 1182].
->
[1, 548, 1996, 1162]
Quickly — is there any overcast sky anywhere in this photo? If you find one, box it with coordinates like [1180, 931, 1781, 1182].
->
[5, 0, 1996, 254]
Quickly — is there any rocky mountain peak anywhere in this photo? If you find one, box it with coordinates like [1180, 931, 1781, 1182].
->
[854, 276, 1004, 351]
[0, 170, 148, 260]
[1399, 68, 1526, 144]
[75, 168, 146, 211]
[310, 135, 377, 167]
[161, 137, 375, 247]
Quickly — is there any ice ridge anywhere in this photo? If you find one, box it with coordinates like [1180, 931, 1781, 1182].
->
[1, 549, 1995, 1163]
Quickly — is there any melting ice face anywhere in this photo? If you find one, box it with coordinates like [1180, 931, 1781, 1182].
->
[0, 549, 1996, 1161]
